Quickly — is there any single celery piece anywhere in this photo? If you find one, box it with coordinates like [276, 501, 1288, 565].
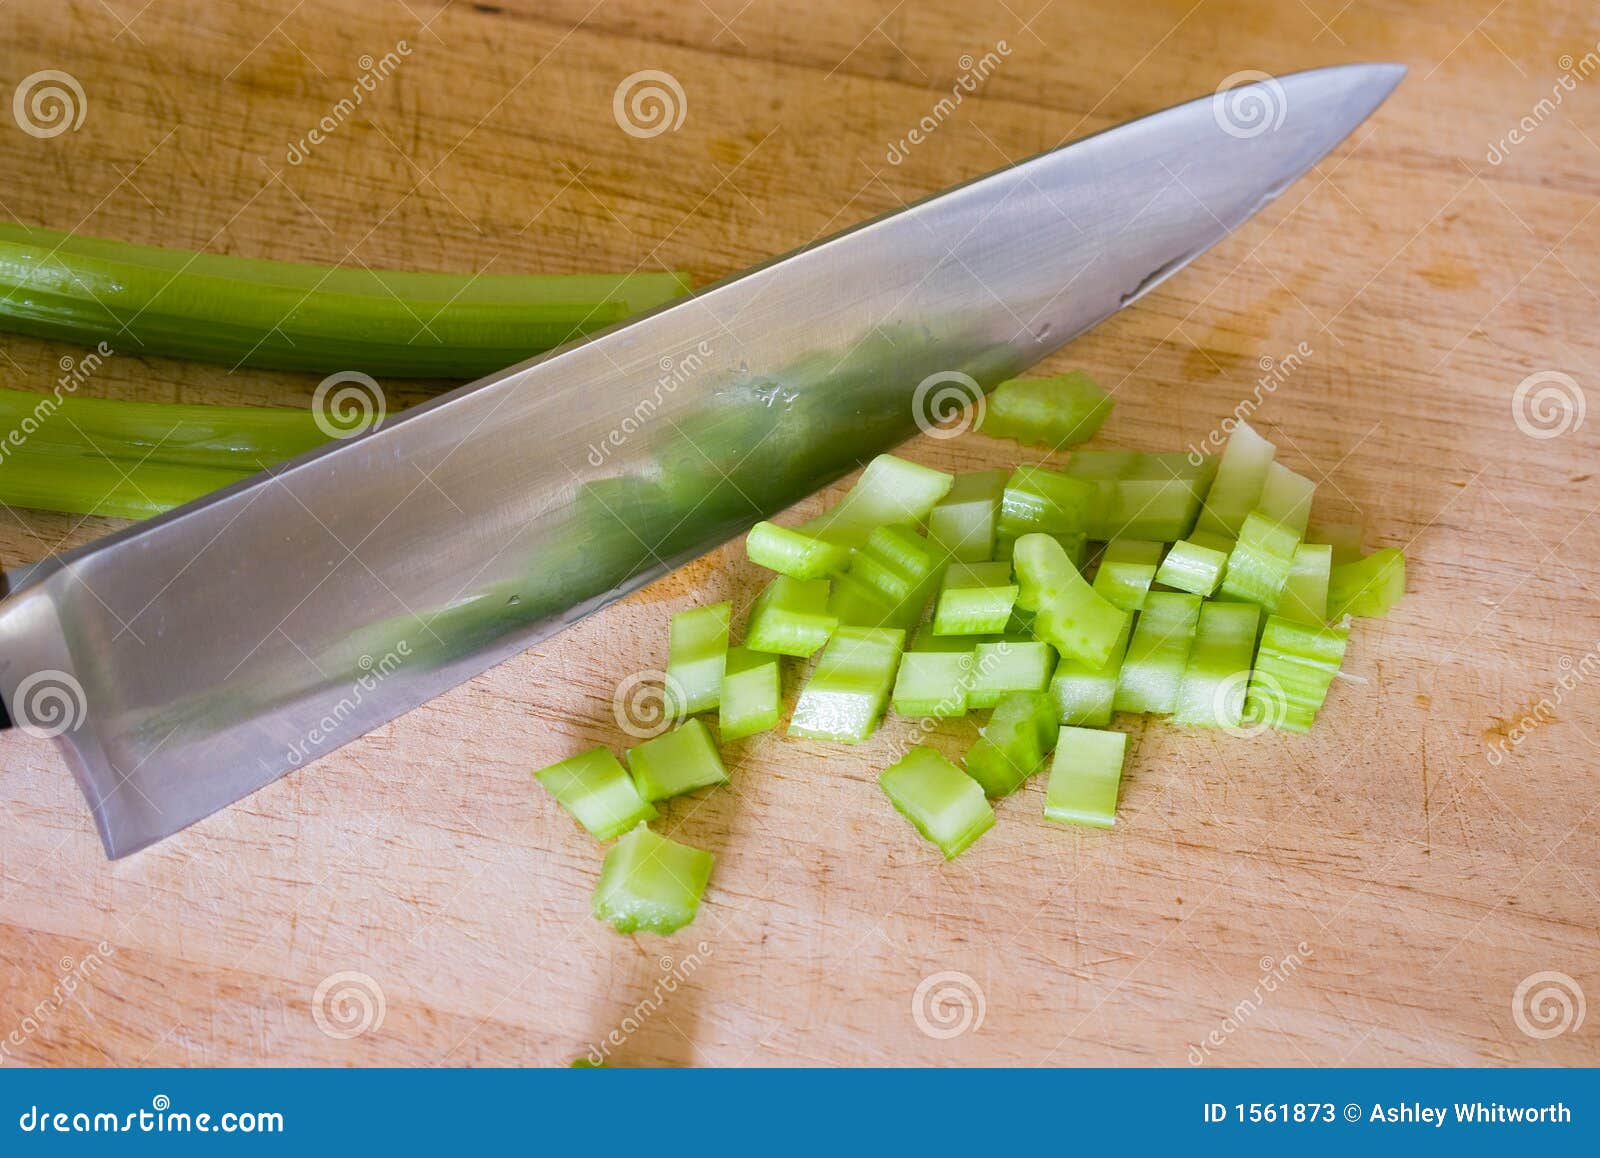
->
[802, 454, 953, 547]
[1114, 591, 1203, 714]
[969, 636, 1057, 709]
[1086, 453, 1217, 541]
[1195, 419, 1276, 539]
[592, 823, 714, 935]
[1153, 531, 1233, 596]
[1173, 601, 1262, 727]
[993, 529, 1086, 568]
[964, 691, 1060, 798]
[789, 626, 905, 743]
[745, 521, 850, 579]
[1257, 462, 1316, 536]
[1044, 726, 1128, 828]
[1011, 533, 1130, 669]
[719, 646, 781, 740]
[1279, 543, 1333, 625]
[0, 222, 691, 377]
[1328, 548, 1406, 618]
[927, 469, 1006, 562]
[666, 602, 730, 714]
[830, 525, 940, 629]
[879, 747, 995, 859]
[998, 465, 1098, 539]
[932, 561, 1018, 635]
[892, 647, 973, 717]
[745, 576, 837, 657]
[1091, 539, 1165, 612]
[977, 371, 1113, 448]
[1219, 510, 1301, 610]
[1050, 617, 1133, 727]
[1247, 615, 1349, 733]
[534, 746, 658, 841]
[625, 718, 730, 802]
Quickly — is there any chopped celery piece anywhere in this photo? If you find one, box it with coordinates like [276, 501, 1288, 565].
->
[831, 525, 939, 629]
[964, 691, 1059, 797]
[1044, 726, 1128, 828]
[998, 465, 1097, 539]
[789, 626, 905, 743]
[892, 648, 973, 717]
[828, 571, 899, 628]
[1257, 462, 1315, 536]
[1153, 531, 1232, 596]
[1195, 420, 1276, 539]
[927, 469, 1006, 562]
[802, 454, 953, 547]
[534, 746, 658, 842]
[666, 602, 730, 714]
[1050, 618, 1133, 727]
[879, 747, 995, 859]
[719, 646, 781, 740]
[994, 529, 1086, 568]
[1279, 543, 1332, 625]
[745, 576, 837, 657]
[1219, 510, 1300, 610]
[1011, 533, 1130, 669]
[1065, 451, 1214, 540]
[592, 823, 714, 935]
[1173, 601, 1261, 727]
[1114, 592, 1202, 714]
[1309, 521, 1364, 565]
[745, 521, 850, 579]
[1247, 615, 1349, 733]
[1091, 539, 1165, 612]
[1061, 450, 1140, 479]
[625, 718, 729, 802]
[969, 636, 1056, 709]
[977, 371, 1113, 448]
[1328, 548, 1406, 618]
[933, 561, 1018, 635]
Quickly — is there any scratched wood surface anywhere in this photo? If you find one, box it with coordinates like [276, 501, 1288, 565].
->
[0, 0, 1596, 1067]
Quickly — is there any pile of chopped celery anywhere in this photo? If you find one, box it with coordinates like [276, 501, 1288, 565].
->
[532, 370, 1407, 935]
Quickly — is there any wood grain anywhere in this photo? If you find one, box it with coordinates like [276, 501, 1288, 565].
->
[1, 0, 1597, 1066]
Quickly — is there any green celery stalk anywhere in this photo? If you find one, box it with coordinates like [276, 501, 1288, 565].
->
[789, 626, 904, 743]
[1218, 510, 1301, 610]
[932, 561, 1018, 635]
[719, 646, 782, 740]
[879, 746, 995, 859]
[1279, 543, 1332, 625]
[969, 636, 1056, 709]
[745, 576, 837, 657]
[964, 690, 1059, 797]
[0, 223, 691, 377]
[1091, 539, 1165, 612]
[592, 823, 714, 935]
[1257, 462, 1315, 536]
[1049, 617, 1133, 727]
[1173, 601, 1261, 727]
[1113, 591, 1202, 714]
[1153, 531, 1232, 596]
[534, 746, 658, 841]
[1011, 533, 1130, 668]
[1044, 726, 1128, 827]
[892, 646, 973, 717]
[1328, 548, 1406, 618]
[745, 520, 850, 579]
[998, 465, 1097, 540]
[829, 524, 940, 629]
[625, 718, 729, 801]
[0, 448, 250, 518]
[1247, 615, 1349, 733]
[927, 469, 1006, 562]
[802, 454, 953, 547]
[1195, 420, 1276, 539]
[977, 371, 1113, 448]
[666, 602, 730, 714]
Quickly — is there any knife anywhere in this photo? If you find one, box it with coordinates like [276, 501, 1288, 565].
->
[0, 64, 1404, 858]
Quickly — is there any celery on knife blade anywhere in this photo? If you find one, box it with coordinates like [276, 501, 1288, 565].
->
[592, 823, 713, 935]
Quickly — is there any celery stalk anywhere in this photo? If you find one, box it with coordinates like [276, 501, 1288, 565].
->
[719, 646, 781, 740]
[666, 602, 730, 714]
[1173, 601, 1261, 727]
[1257, 462, 1315, 536]
[802, 454, 953, 547]
[969, 636, 1056, 709]
[745, 521, 850, 579]
[1091, 539, 1165, 612]
[1044, 726, 1128, 828]
[1279, 543, 1332, 625]
[964, 690, 1059, 797]
[592, 823, 714, 934]
[998, 465, 1097, 540]
[977, 371, 1113, 448]
[1247, 615, 1349, 733]
[927, 469, 1006, 562]
[1195, 420, 1275, 538]
[1218, 510, 1301, 610]
[789, 626, 904, 743]
[625, 718, 729, 801]
[1011, 533, 1130, 668]
[1114, 592, 1202, 714]
[932, 561, 1018, 635]
[745, 576, 837, 657]
[0, 448, 250, 518]
[892, 647, 973, 717]
[1153, 531, 1232, 596]
[829, 525, 940, 629]
[1049, 617, 1133, 727]
[534, 746, 658, 841]
[1328, 548, 1406, 618]
[879, 747, 995, 859]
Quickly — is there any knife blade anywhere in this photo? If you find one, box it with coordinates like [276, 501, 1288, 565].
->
[0, 64, 1404, 857]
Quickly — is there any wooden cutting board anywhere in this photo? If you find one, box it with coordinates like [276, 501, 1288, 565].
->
[1, 0, 1596, 1066]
